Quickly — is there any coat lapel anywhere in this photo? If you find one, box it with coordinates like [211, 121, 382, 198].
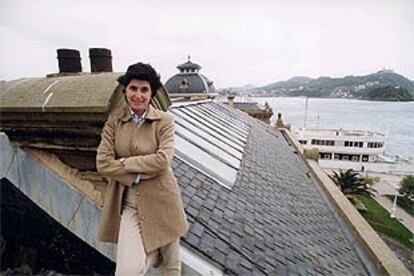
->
[145, 105, 162, 121]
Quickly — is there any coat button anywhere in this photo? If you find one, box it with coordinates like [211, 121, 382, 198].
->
[140, 216, 145, 221]
[136, 191, 140, 196]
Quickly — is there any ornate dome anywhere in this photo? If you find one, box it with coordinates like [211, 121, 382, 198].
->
[165, 56, 216, 94]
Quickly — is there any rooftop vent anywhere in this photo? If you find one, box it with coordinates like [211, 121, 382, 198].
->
[57, 48, 82, 73]
[89, 48, 113, 73]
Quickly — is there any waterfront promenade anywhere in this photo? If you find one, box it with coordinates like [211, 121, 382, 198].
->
[370, 172, 414, 234]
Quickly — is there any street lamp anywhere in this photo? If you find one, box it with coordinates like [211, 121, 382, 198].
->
[389, 190, 399, 218]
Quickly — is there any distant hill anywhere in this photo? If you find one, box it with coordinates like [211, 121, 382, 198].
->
[218, 84, 257, 95]
[261, 76, 313, 91]
[249, 70, 414, 101]
[361, 85, 413, 101]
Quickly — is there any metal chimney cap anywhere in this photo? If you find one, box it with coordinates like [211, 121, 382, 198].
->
[89, 48, 112, 57]
[57, 48, 81, 58]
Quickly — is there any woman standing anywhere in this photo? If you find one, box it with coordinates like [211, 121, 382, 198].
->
[96, 62, 188, 275]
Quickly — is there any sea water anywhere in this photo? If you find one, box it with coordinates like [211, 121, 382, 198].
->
[254, 97, 414, 161]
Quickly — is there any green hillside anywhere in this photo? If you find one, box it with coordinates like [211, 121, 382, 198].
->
[362, 86, 413, 101]
[253, 70, 414, 101]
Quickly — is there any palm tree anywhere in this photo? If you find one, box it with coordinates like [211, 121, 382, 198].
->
[330, 169, 377, 197]
[399, 175, 414, 200]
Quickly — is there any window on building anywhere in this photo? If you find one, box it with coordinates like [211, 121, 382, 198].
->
[345, 141, 363, 148]
[311, 139, 334, 146]
[323, 153, 332, 160]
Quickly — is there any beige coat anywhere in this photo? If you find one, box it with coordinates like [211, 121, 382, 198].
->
[96, 105, 188, 253]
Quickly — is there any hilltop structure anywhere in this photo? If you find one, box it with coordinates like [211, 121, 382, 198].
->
[0, 48, 410, 275]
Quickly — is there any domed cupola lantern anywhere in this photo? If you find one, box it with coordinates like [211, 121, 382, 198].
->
[177, 55, 202, 74]
[165, 56, 217, 98]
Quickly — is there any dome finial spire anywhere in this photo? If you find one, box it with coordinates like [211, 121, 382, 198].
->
[188, 54, 191, 61]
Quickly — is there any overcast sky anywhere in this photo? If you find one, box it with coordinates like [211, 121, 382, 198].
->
[1, 0, 413, 88]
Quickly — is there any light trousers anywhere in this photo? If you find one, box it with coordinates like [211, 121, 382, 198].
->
[116, 189, 181, 276]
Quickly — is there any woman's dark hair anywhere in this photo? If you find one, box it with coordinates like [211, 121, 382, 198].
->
[117, 62, 161, 98]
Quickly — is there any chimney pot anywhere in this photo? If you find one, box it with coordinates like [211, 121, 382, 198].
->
[89, 48, 113, 72]
[275, 112, 285, 128]
[57, 49, 82, 73]
[227, 95, 235, 108]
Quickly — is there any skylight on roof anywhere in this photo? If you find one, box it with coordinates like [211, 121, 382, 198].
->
[172, 108, 245, 149]
[171, 102, 249, 189]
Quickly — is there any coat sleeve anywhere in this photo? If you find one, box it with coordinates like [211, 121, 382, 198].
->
[96, 113, 136, 187]
[123, 114, 175, 174]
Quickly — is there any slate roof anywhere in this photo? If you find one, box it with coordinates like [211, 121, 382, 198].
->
[171, 102, 372, 275]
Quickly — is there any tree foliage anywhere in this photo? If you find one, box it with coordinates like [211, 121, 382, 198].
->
[361, 174, 380, 186]
[399, 175, 414, 200]
[329, 169, 377, 197]
[362, 85, 413, 101]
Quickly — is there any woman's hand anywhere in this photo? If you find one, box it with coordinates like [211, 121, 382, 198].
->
[141, 173, 157, 180]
